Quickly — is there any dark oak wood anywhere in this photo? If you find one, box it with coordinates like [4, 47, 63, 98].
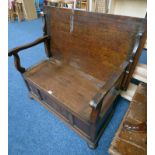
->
[121, 25, 147, 90]
[13, 53, 26, 73]
[8, 35, 49, 56]
[8, 35, 49, 73]
[109, 83, 147, 155]
[90, 61, 128, 109]
[8, 6, 147, 148]
[44, 7, 146, 81]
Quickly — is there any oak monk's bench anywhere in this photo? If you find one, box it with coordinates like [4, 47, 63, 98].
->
[8, 6, 146, 149]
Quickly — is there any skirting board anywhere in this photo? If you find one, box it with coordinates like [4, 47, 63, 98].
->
[132, 63, 147, 83]
[121, 83, 137, 101]
[121, 63, 147, 101]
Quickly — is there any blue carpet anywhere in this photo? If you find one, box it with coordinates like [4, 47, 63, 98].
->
[8, 19, 146, 155]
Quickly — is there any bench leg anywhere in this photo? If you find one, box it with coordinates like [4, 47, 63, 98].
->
[29, 94, 34, 100]
[87, 142, 98, 149]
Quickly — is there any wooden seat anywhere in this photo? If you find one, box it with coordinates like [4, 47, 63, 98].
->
[24, 58, 119, 121]
[8, 7, 147, 149]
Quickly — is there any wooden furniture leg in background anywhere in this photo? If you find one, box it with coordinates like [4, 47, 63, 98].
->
[8, 0, 16, 22]
[8, 0, 24, 22]
[15, 2, 24, 22]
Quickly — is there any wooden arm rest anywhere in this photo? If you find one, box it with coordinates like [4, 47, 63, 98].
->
[129, 32, 143, 61]
[8, 35, 50, 73]
[121, 32, 144, 90]
[90, 61, 129, 109]
[90, 30, 143, 109]
[8, 35, 49, 56]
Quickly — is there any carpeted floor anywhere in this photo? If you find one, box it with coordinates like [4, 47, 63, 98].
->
[8, 18, 147, 155]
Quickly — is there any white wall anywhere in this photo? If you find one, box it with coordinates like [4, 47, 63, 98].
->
[110, 0, 147, 18]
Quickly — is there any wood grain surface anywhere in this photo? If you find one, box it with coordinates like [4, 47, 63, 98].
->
[109, 83, 147, 155]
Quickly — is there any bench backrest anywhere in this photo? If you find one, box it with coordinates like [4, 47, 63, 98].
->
[44, 6, 146, 81]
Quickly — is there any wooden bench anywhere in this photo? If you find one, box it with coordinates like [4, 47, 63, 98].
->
[8, 6, 146, 149]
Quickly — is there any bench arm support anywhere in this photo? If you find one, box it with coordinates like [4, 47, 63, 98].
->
[121, 31, 145, 90]
[130, 32, 143, 61]
[89, 61, 129, 109]
[90, 32, 144, 110]
[8, 35, 50, 73]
